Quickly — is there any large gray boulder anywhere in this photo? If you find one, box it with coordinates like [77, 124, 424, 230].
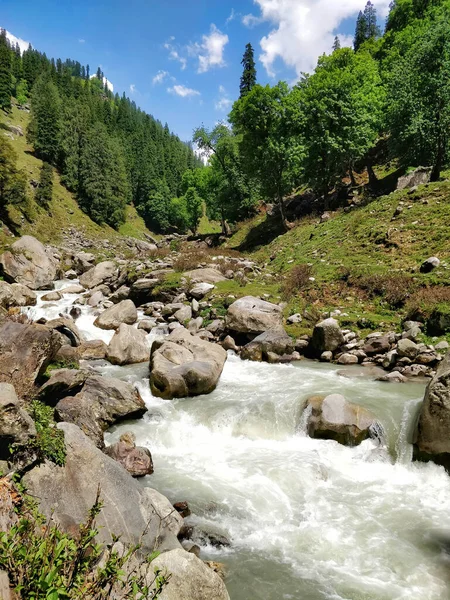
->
[225, 296, 283, 335]
[308, 318, 344, 357]
[0, 383, 36, 459]
[414, 353, 450, 470]
[304, 394, 380, 446]
[184, 268, 226, 284]
[79, 260, 118, 289]
[54, 374, 147, 447]
[0, 236, 57, 290]
[150, 549, 230, 600]
[240, 329, 294, 362]
[106, 323, 150, 365]
[129, 278, 159, 305]
[0, 320, 61, 399]
[150, 328, 227, 399]
[23, 423, 182, 553]
[0, 281, 36, 309]
[397, 166, 432, 190]
[94, 300, 138, 330]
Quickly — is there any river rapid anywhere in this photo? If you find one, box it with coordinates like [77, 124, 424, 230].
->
[29, 282, 450, 600]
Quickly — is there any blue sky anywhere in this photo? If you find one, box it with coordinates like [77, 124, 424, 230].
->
[2, 0, 391, 142]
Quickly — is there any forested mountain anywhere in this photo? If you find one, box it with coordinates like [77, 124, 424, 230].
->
[0, 29, 202, 231]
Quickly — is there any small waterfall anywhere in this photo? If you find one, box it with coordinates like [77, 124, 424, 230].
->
[296, 403, 312, 436]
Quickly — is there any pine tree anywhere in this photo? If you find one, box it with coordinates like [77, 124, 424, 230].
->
[354, 11, 368, 51]
[96, 66, 102, 80]
[364, 1, 380, 39]
[185, 186, 202, 234]
[86, 64, 90, 79]
[240, 43, 257, 98]
[0, 29, 12, 111]
[28, 74, 62, 164]
[35, 162, 53, 209]
[333, 36, 341, 52]
[0, 137, 27, 207]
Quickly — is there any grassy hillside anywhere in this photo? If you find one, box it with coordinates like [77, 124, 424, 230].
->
[0, 104, 156, 251]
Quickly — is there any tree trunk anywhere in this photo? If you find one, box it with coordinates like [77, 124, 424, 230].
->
[367, 162, 378, 187]
[277, 194, 290, 232]
[349, 166, 357, 187]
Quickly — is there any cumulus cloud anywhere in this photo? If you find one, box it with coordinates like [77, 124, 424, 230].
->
[129, 84, 136, 93]
[215, 85, 232, 112]
[164, 38, 187, 70]
[242, 13, 264, 28]
[4, 29, 30, 54]
[168, 84, 201, 98]
[152, 70, 169, 85]
[248, 0, 391, 77]
[189, 24, 229, 74]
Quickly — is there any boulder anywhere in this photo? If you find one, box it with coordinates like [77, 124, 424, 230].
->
[184, 268, 226, 284]
[174, 305, 192, 324]
[397, 166, 432, 190]
[0, 321, 61, 399]
[110, 285, 130, 303]
[106, 324, 150, 365]
[54, 375, 147, 448]
[129, 278, 159, 305]
[104, 431, 153, 477]
[420, 257, 440, 273]
[79, 261, 118, 289]
[241, 329, 294, 362]
[363, 335, 391, 356]
[41, 291, 62, 302]
[0, 236, 57, 290]
[308, 318, 344, 357]
[73, 252, 95, 274]
[189, 283, 214, 300]
[45, 317, 82, 347]
[397, 338, 419, 360]
[150, 329, 227, 399]
[37, 369, 90, 406]
[222, 335, 238, 352]
[23, 423, 182, 553]
[225, 296, 283, 335]
[304, 394, 380, 446]
[78, 339, 107, 360]
[0, 383, 36, 459]
[414, 353, 450, 470]
[0, 281, 36, 309]
[94, 300, 138, 330]
[149, 549, 230, 600]
[337, 353, 359, 365]
[59, 284, 84, 294]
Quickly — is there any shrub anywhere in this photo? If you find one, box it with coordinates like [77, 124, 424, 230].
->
[281, 264, 313, 299]
[0, 486, 170, 599]
[172, 250, 210, 272]
[28, 400, 66, 466]
[350, 273, 416, 308]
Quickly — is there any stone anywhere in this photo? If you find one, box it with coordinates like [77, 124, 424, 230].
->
[109, 285, 130, 303]
[337, 353, 359, 365]
[150, 328, 227, 399]
[287, 313, 302, 324]
[308, 318, 344, 356]
[54, 375, 147, 448]
[363, 335, 390, 356]
[41, 291, 62, 302]
[94, 300, 138, 330]
[0, 281, 37, 309]
[189, 282, 214, 300]
[149, 549, 230, 600]
[174, 305, 192, 324]
[173, 501, 191, 518]
[104, 431, 153, 477]
[320, 351, 333, 362]
[376, 371, 407, 383]
[88, 290, 104, 307]
[60, 284, 84, 294]
[45, 317, 82, 347]
[106, 324, 150, 365]
[397, 166, 432, 191]
[436, 341, 450, 352]
[184, 268, 227, 284]
[304, 394, 380, 446]
[129, 278, 159, 305]
[414, 353, 450, 470]
[37, 369, 90, 406]
[241, 329, 294, 362]
[206, 319, 224, 335]
[73, 252, 95, 274]
[54, 345, 80, 367]
[397, 338, 419, 360]
[138, 319, 157, 332]
[78, 339, 107, 359]
[0, 321, 61, 399]
[79, 261, 118, 289]
[23, 423, 182, 553]
[420, 257, 440, 273]
[222, 335, 238, 352]
[0, 383, 36, 459]
[225, 296, 283, 335]
[187, 317, 203, 335]
[0, 235, 57, 290]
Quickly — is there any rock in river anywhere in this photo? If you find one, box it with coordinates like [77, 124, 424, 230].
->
[94, 299, 138, 330]
[0, 235, 57, 290]
[225, 296, 283, 336]
[106, 323, 150, 365]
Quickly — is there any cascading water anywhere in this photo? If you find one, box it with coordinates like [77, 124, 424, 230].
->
[29, 283, 450, 600]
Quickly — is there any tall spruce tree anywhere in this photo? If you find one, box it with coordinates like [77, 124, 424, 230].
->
[354, 11, 368, 51]
[333, 36, 341, 51]
[364, 1, 380, 39]
[35, 162, 53, 209]
[240, 43, 257, 98]
[0, 29, 12, 111]
[28, 74, 62, 164]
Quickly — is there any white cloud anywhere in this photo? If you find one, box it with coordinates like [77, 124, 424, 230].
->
[226, 8, 239, 24]
[249, 0, 391, 77]
[129, 84, 136, 93]
[78, 38, 85, 44]
[152, 70, 169, 85]
[189, 24, 229, 74]
[242, 14, 264, 28]
[89, 74, 114, 92]
[168, 84, 200, 98]
[4, 29, 30, 54]
[164, 39, 187, 70]
[215, 85, 232, 112]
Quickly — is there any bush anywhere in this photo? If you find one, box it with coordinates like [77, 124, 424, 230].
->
[28, 400, 66, 466]
[350, 273, 416, 308]
[0, 487, 170, 599]
[281, 264, 313, 299]
[172, 249, 210, 272]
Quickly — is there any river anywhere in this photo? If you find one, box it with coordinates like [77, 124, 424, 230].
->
[29, 283, 450, 600]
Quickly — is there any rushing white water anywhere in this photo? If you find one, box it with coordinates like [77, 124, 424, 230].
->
[31, 284, 450, 600]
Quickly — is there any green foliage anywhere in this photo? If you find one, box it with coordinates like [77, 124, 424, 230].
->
[184, 186, 202, 234]
[15, 79, 29, 106]
[240, 43, 257, 98]
[0, 29, 12, 111]
[28, 74, 62, 164]
[27, 400, 66, 466]
[0, 136, 27, 207]
[35, 162, 53, 210]
[0, 489, 170, 599]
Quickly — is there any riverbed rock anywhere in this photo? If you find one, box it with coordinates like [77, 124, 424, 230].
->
[106, 323, 150, 365]
[304, 394, 379, 446]
[0, 320, 61, 399]
[150, 328, 227, 399]
[184, 268, 227, 284]
[337, 353, 359, 365]
[37, 369, 90, 406]
[414, 352, 450, 470]
[363, 335, 391, 356]
[129, 278, 159, 305]
[308, 318, 344, 357]
[79, 261, 118, 289]
[41, 291, 62, 302]
[60, 284, 84, 294]
[0, 236, 58, 290]
[241, 329, 294, 362]
[0, 281, 37, 309]
[189, 282, 214, 300]
[54, 375, 147, 447]
[149, 549, 230, 600]
[225, 296, 283, 336]
[44, 317, 82, 347]
[397, 338, 419, 360]
[104, 431, 153, 477]
[94, 299, 138, 330]
[23, 423, 182, 553]
[78, 339, 107, 360]
[0, 383, 36, 459]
